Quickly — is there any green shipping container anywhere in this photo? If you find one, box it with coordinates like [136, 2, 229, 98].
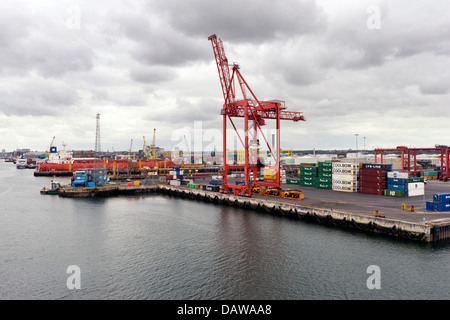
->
[424, 171, 439, 176]
[287, 179, 301, 184]
[408, 177, 424, 183]
[318, 172, 333, 178]
[301, 176, 317, 182]
[315, 182, 332, 189]
[318, 167, 332, 173]
[318, 162, 332, 168]
[301, 171, 318, 177]
[300, 181, 315, 187]
[317, 177, 332, 184]
[300, 166, 318, 172]
[384, 189, 407, 197]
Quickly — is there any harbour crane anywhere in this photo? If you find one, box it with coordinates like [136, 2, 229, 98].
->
[45, 136, 56, 159]
[128, 139, 133, 160]
[208, 34, 305, 196]
[150, 128, 156, 159]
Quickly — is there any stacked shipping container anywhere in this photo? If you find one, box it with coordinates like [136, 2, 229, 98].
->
[358, 164, 390, 195]
[316, 161, 332, 189]
[426, 193, 450, 211]
[332, 163, 359, 192]
[300, 165, 318, 187]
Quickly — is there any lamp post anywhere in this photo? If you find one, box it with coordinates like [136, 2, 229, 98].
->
[355, 134, 359, 152]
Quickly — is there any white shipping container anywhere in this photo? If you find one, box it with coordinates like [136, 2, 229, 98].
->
[408, 182, 424, 190]
[332, 162, 359, 169]
[332, 168, 359, 175]
[408, 189, 425, 197]
[332, 174, 358, 181]
[387, 171, 409, 179]
[332, 180, 359, 187]
[332, 185, 357, 192]
[169, 171, 177, 175]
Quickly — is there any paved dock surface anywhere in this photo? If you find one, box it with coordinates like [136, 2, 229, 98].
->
[181, 178, 450, 224]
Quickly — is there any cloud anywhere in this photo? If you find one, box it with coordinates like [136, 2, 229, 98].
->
[150, 0, 327, 43]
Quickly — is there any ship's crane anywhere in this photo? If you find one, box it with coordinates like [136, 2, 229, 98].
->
[143, 136, 149, 159]
[150, 128, 156, 160]
[45, 136, 56, 159]
[208, 34, 305, 197]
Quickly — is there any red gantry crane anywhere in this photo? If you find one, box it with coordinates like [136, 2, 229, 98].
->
[208, 34, 305, 197]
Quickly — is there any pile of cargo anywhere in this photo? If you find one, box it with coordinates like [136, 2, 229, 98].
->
[316, 161, 332, 189]
[332, 162, 359, 192]
[384, 171, 425, 197]
[358, 164, 390, 195]
[426, 193, 450, 211]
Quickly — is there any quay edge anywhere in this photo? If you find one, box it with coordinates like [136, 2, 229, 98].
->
[54, 183, 450, 243]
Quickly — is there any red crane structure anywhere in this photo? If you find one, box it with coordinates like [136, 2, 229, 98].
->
[208, 34, 305, 196]
[374, 145, 449, 179]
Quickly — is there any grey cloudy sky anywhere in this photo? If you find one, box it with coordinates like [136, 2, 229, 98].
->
[0, 0, 449, 153]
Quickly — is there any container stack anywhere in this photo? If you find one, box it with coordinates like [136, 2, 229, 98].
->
[331, 163, 359, 192]
[358, 164, 390, 195]
[281, 169, 287, 184]
[316, 161, 332, 189]
[426, 193, 450, 212]
[384, 171, 409, 197]
[424, 171, 439, 181]
[300, 164, 318, 187]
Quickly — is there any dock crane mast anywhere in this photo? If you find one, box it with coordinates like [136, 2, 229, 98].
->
[208, 34, 305, 196]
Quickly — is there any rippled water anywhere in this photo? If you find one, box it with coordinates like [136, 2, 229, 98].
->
[0, 160, 449, 300]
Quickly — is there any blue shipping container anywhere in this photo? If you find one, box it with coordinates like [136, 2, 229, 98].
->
[235, 180, 245, 186]
[433, 193, 450, 203]
[426, 201, 437, 211]
[437, 202, 450, 212]
[387, 183, 408, 191]
[387, 178, 408, 185]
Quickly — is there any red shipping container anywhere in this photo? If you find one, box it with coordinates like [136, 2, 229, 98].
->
[359, 175, 386, 183]
[359, 169, 386, 177]
[358, 187, 384, 195]
[264, 179, 277, 184]
[358, 181, 386, 189]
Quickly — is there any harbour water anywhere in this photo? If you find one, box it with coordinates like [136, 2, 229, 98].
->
[0, 160, 449, 300]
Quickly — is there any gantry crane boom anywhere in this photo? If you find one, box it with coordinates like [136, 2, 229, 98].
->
[208, 34, 305, 196]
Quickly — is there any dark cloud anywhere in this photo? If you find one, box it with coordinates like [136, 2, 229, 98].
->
[149, 0, 327, 43]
